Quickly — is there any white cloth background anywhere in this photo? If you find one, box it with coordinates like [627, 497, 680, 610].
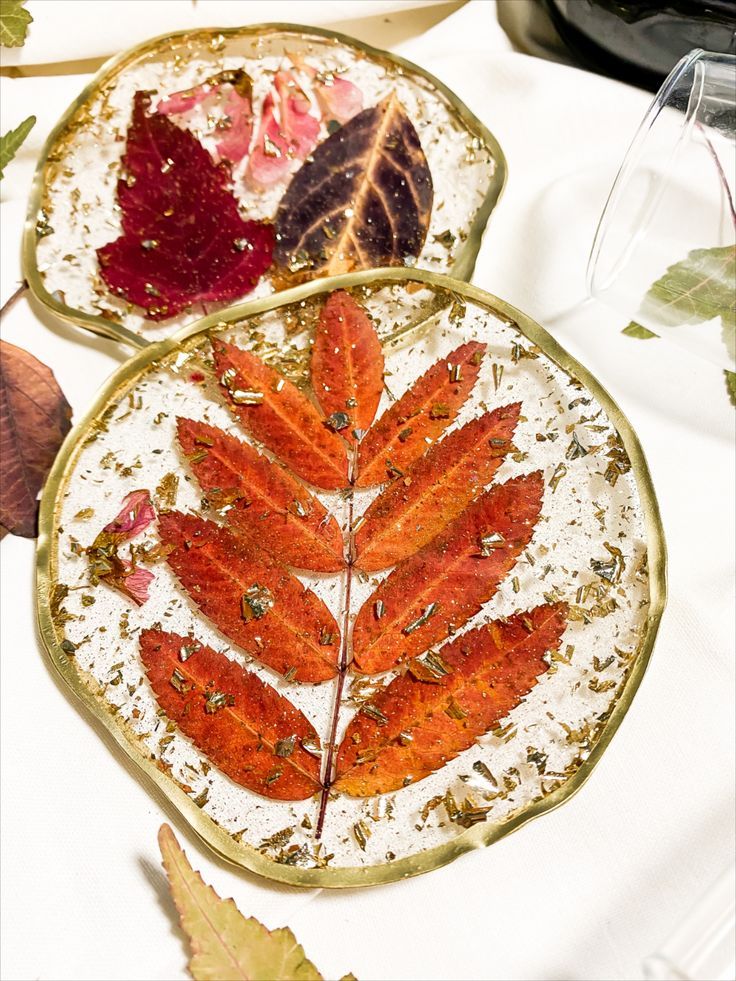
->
[1, 3, 734, 980]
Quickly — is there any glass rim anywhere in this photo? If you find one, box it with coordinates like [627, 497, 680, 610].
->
[586, 47, 734, 299]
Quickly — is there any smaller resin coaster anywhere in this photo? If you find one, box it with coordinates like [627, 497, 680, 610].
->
[24, 25, 505, 345]
[37, 269, 665, 887]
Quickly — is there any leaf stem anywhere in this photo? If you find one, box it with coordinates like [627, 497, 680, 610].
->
[0, 280, 29, 320]
[316, 450, 357, 839]
[698, 122, 736, 230]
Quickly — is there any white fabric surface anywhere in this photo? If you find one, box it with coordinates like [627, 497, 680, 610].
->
[1, 3, 734, 980]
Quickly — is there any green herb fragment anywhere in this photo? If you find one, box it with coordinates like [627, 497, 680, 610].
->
[402, 602, 438, 635]
[283, 666, 297, 682]
[492, 363, 504, 391]
[170, 669, 187, 693]
[274, 734, 297, 758]
[264, 768, 283, 785]
[398, 730, 413, 745]
[60, 638, 77, 655]
[318, 626, 334, 646]
[353, 821, 370, 851]
[260, 827, 295, 850]
[397, 427, 413, 442]
[179, 642, 201, 661]
[444, 698, 467, 720]
[323, 411, 350, 432]
[622, 322, 658, 339]
[526, 748, 548, 773]
[565, 432, 588, 460]
[472, 760, 497, 785]
[548, 462, 567, 492]
[192, 787, 209, 808]
[74, 507, 95, 520]
[429, 402, 451, 419]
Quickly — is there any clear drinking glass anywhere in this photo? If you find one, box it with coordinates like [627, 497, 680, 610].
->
[587, 49, 736, 370]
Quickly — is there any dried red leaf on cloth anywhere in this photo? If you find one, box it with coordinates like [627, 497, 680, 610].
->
[86, 489, 158, 605]
[246, 70, 320, 188]
[212, 339, 348, 490]
[140, 629, 322, 800]
[159, 511, 339, 683]
[0, 339, 72, 537]
[335, 603, 567, 796]
[273, 94, 433, 284]
[356, 341, 485, 487]
[355, 403, 521, 570]
[310, 290, 384, 441]
[352, 472, 544, 675]
[97, 91, 273, 320]
[157, 69, 254, 165]
[177, 417, 344, 572]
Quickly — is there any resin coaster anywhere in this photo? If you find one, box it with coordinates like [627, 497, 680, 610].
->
[37, 269, 666, 887]
[24, 25, 505, 346]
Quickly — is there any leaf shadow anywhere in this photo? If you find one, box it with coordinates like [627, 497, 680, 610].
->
[138, 854, 189, 957]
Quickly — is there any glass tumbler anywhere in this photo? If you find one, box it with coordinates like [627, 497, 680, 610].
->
[587, 49, 735, 370]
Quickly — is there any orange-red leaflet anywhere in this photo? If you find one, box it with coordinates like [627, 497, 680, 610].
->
[354, 403, 521, 571]
[335, 603, 567, 796]
[212, 339, 348, 490]
[352, 472, 544, 675]
[140, 629, 322, 800]
[177, 417, 344, 572]
[310, 290, 384, 441]
[159, 512, 339, 683]
[355, 340, 485, 488]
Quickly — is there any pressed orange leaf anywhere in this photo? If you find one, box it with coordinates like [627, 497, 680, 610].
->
[355, 341, 485, 487]
[335, 603, 567, 796]
[354, 403, 521, 570]
[212, 339, 348, 490]
[177, 417, 344, 572]
[352, 472, 544, 675]
[311, 290, 384, 440]
[159, 511, 339, 683]
[141, 630, 322, 800]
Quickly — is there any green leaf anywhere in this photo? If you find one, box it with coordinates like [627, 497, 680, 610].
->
[159, 824, 343, 981]
[0, 114, 35, 179]
[725, 370, 736, 408]
[0, 0, 32, 47]
[640, 245, 736, 329]
[622, 322, 657, 340]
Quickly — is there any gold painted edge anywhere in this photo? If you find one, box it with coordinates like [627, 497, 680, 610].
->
[35, 267, 667, 889]
[21, 22, 507, 351]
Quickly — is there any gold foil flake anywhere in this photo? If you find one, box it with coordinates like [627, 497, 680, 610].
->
[353, 821, 370, 850]
[565, 432, 589, 460]
[402, 602, 439, 635]
[240, 583, 274, 621]
[548, 463, 568, 492]
[155, 472, 179, 509]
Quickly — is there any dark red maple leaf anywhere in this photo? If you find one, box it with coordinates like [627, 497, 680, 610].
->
[97, 91, 273, 321]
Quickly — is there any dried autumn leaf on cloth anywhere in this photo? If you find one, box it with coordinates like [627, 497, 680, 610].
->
[352, 472, 545, 675]
[274, 94, 433, 283]
[97, 92, 273, 320]
[177, 417, 344, 572]
[355, 403, 521, 569]
[0, 339, 72, 537]
[159, 511, 340, 683]
[336, 604, 567, 796]
[159, 824, 338, 979]
[142, 632, 321, 799]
